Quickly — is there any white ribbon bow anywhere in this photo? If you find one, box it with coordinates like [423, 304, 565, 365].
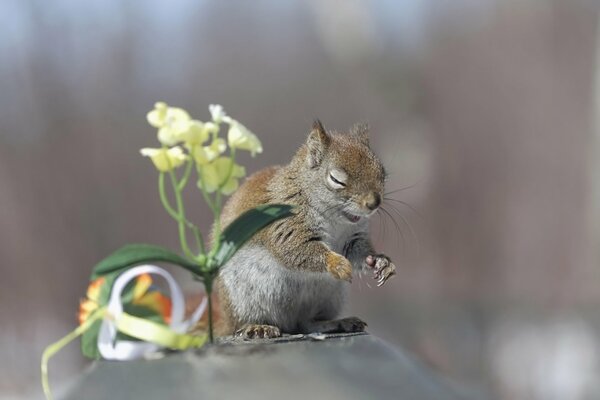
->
[97, 265, 207, 360]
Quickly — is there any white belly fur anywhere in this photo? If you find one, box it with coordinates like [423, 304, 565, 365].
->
[219, 244, 347, 332]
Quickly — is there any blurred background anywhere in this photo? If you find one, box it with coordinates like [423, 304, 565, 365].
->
[2, 0, 600, 399]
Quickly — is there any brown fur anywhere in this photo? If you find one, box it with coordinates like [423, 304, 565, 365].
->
[213, 122, 389, 335]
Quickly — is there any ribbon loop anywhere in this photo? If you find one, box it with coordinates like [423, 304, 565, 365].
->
[98, 265, 208, 360]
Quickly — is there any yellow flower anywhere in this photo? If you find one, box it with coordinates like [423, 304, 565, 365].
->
[190, 138, 227, 165]
[146, 102, 191, 146]
[140, 146, 188, 172]
[198, 156, 246, 195]
[227, 120, 263, 156]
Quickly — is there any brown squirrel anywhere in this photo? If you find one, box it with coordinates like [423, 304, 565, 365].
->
[214, 120, 396, 338]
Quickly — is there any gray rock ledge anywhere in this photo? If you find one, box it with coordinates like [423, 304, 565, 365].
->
[61, 333, 477, 400]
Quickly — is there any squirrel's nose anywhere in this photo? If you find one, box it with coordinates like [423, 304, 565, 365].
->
[366, 192, 381, 210]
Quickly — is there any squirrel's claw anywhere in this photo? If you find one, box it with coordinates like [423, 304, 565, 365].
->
[368, 254, 396, 287]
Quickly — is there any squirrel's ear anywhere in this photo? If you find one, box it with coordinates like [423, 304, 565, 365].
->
[306, 119, 330, 167]
[350, 122, 369, 146]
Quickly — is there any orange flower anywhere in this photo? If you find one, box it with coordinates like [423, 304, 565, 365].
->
[134, 291, 172, 324]
[131, 273, 172, 324]
[77, 274, 172, 326]
[78, 277, 105, 325]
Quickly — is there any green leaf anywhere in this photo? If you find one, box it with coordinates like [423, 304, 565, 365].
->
[80, 318, 102, 359]
[91, 244, 199, 279]
[213, 204, 294, 266]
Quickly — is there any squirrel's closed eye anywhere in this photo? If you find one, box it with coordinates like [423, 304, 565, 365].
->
[328, 171, 347, 189]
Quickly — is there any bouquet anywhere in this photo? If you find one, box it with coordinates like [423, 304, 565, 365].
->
[41, 103, 292, 400]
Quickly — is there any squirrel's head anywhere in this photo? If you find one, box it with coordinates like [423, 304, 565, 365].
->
[302, 120, 386, 223]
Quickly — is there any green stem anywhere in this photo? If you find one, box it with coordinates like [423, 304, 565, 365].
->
[178, 156, 194, 191]
[195, 163, 218, 214]
[205, 276, 214, 344]
[209, 149, 237, 259]
[168, 169, 194, 260]
[41, 308, 106, 400]
[220, 148, 236, 191]
[191, 226, 205, 256]
[159, 173, 205, 256]
[159, 173, 180, 221]
[182, 148, 205, 255]
[211, 191, 222, 256]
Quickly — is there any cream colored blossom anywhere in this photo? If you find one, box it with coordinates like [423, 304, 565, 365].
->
[190, 138, 227, 165]
[209, 104, 228, 124]
[227, 120, 262, 156]
[140, 146, 188, 172]
[181, 120, 211, 146]
[146, 102, 191, 146]
[198, 156, 245, 195]
[146, 102, 168, 127]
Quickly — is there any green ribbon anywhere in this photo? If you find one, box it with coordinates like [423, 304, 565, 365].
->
[115, 312, 208, 350]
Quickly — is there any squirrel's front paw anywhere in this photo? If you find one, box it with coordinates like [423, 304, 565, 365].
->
[366, 254, 396, 287]
[326, 252, 353, 282]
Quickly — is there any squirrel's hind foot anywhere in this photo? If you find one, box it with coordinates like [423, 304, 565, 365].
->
[305, 317, 367, 334]
[235, 324, 282, 339]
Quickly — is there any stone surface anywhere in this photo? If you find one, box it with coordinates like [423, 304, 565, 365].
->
[60, 333, 477, 400]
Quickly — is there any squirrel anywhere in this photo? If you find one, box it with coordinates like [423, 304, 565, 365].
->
[213, 120, 396, 339]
